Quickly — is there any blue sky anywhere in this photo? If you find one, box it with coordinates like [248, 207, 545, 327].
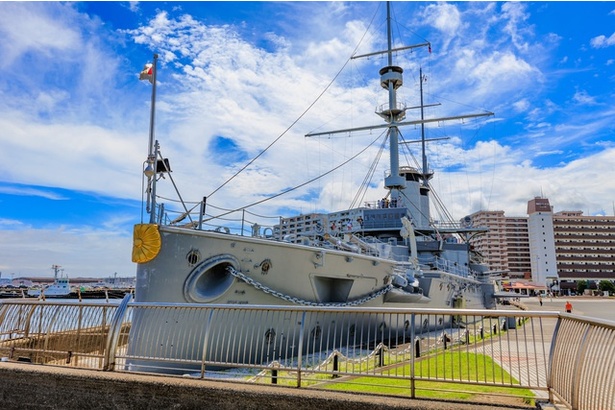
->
[1, 2, 614, 278]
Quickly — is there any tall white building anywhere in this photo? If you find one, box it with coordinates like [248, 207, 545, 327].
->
[527, 197, 559, 286]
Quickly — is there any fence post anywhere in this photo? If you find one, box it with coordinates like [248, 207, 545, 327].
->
[199, 308, 216, 378]
[410, 313, 416, 399]
[296, 311, 306, 388]
[103, 293, 133, 371]
[546, 316, 563, 405]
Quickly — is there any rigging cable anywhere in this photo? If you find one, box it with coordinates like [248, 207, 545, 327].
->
[348, 130, 389, 209]
[206, 5, 381, 201]
[203, 132, 385, 223]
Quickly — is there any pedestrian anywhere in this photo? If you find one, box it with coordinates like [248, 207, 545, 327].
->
[538, 294, 543, 306]
[565, 301, 572, 313]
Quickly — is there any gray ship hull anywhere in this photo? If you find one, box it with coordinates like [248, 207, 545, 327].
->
[128, 225, 493, 370]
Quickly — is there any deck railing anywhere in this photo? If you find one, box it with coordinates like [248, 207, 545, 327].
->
[0, 295, 613, 409]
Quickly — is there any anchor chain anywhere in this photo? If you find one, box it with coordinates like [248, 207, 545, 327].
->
[226, 266, 392, 307]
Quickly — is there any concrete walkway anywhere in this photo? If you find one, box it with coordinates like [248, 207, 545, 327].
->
[468, 315, 556, 399]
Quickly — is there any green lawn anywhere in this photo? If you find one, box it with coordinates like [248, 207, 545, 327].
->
[322, 351, 535, 404]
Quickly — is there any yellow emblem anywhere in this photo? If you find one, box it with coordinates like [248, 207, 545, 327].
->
[132, 224, 162, 263]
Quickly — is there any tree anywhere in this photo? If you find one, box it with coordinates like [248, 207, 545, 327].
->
[577, 280, 588, 295]
[598, 280, 615, 294]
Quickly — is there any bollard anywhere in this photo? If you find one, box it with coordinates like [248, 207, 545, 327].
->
[271, 368, 278, 384]
[377, 346, 384, 367]
[332, 353, 339, 378]
[465, 330, 470, 344]
[479, 326, 484, 340]
[501, 319, 507, 331]
[415, 338, 421, 358]
[443, 333, 448, 350]
[493, 324, 497, 335]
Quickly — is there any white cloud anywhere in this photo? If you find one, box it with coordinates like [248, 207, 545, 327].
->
[423, 3, 463, 37]
[590, 32, 615, 48]
[572, 90, 597, 105]
[512, 99, 530, 113]
[128, 2, 140, 13]
[0, 185, 66, 200]
[0, 3, 81, 68]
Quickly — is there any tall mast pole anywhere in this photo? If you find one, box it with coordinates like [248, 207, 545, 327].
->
[145, 54, 159, 224]
[383, 2, 405, 189]
[147, 54, 158, 163]
[419, 67, 429, 186]
[386, 2, 393, 67]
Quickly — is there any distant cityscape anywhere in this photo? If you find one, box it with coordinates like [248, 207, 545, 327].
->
[0, 272, 135, 288]
[467, 196, 615, 294]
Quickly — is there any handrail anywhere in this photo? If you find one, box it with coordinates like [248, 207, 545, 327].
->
[103, 293, 133, 371]
[1, 298, 613, 408]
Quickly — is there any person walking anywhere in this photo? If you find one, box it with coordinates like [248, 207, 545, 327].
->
[538, 294, 543, 306]
[565, 300, 572, 313]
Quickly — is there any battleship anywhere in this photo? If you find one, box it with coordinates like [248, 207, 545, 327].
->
[129, 3, 498, 368]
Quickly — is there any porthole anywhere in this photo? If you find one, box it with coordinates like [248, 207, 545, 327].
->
[186, 249, 201, 266]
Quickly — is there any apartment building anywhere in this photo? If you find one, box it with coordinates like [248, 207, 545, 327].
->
[467, 197, 615, 287]
[464, 210, 531, 279]
[552, 210, 615, 280]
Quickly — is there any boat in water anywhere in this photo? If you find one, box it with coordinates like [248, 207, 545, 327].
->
[129, 3, 498, 369]
[27, 265, 71, 298]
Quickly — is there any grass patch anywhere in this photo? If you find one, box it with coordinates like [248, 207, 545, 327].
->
[323, 351, 535, 405]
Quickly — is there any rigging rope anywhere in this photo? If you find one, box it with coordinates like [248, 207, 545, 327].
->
[349, 130, 388, 209]
[203, 132, 385, 223]
[206, 6, 381, 201]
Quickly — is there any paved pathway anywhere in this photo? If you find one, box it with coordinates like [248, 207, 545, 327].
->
[471, 296, 615, 408]
[468, 316, 556, 400]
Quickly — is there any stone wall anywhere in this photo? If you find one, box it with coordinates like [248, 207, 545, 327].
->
[0, 362, 510, 410]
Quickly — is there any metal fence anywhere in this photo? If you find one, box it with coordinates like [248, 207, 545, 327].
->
[1, 295, 614, 410]
[0, 300, 120, 368]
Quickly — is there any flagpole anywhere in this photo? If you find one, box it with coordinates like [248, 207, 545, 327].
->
[145, 53, 159, 224]
[147, 53, 158, 163]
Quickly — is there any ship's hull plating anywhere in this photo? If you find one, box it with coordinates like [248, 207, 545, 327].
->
[129, 226, 493, 370]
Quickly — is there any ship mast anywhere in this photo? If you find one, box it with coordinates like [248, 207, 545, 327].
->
[419, 67, 430, 187]
[51, 264, 62, 280]
[305, 2, 493, 196]
[382, 1, 406, 190]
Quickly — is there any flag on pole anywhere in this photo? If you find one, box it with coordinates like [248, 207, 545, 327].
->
[139, 63, 154, 84]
